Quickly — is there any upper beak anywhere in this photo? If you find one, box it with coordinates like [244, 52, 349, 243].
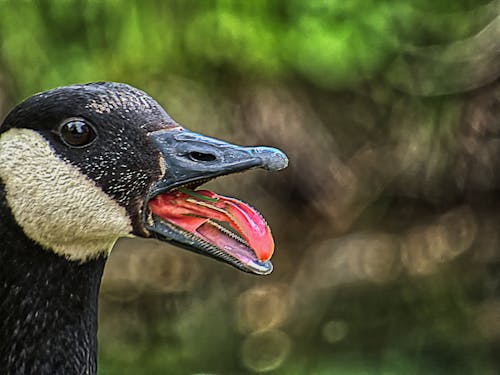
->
[147, 128, 288, 198]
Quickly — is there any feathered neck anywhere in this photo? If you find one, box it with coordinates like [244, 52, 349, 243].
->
[0, 183, 106, 375]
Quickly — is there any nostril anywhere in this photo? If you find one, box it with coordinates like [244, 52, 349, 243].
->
[188, 151, 216, 162]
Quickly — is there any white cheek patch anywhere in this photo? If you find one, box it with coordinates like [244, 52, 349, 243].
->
[0, 128, 133, 262]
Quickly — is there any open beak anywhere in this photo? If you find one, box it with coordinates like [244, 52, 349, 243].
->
[143, 128, 288, 275]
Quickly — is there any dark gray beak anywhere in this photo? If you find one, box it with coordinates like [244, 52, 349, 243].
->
[144, 128, 288, 275]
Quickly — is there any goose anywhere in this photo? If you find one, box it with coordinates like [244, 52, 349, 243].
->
[0, 82, 288, 375]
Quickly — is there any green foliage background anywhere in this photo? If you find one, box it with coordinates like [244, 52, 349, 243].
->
[0, 0, 493, 99]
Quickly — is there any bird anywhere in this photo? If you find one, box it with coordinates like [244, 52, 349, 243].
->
[0, 82, 288, 375]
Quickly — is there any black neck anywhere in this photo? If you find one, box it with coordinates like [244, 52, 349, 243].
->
[0, 184, 106, 375]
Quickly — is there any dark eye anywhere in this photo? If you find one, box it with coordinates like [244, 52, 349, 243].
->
[59, 118, 97, 147]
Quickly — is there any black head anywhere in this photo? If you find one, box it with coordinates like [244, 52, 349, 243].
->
[0, 82, 288, 273]
[1, 82, 175, 233]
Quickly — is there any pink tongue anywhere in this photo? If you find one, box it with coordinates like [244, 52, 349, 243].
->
[149, 190, 275, 261]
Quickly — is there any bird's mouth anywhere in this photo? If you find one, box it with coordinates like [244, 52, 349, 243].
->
[147, 183, 275, 275]
[143, 129, 288, 275]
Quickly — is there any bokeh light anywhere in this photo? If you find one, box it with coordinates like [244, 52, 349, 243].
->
[241, 329, 291, 373]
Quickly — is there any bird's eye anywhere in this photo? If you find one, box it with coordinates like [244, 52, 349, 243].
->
[59, 118, 97, 147]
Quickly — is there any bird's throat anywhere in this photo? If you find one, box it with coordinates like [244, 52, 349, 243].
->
[0, 183, 106, 375]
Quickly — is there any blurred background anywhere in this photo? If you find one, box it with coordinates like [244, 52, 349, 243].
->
[1, 0, 499, 374]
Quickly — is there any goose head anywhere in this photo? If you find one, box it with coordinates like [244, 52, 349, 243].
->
[0, 82, 288, 274]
